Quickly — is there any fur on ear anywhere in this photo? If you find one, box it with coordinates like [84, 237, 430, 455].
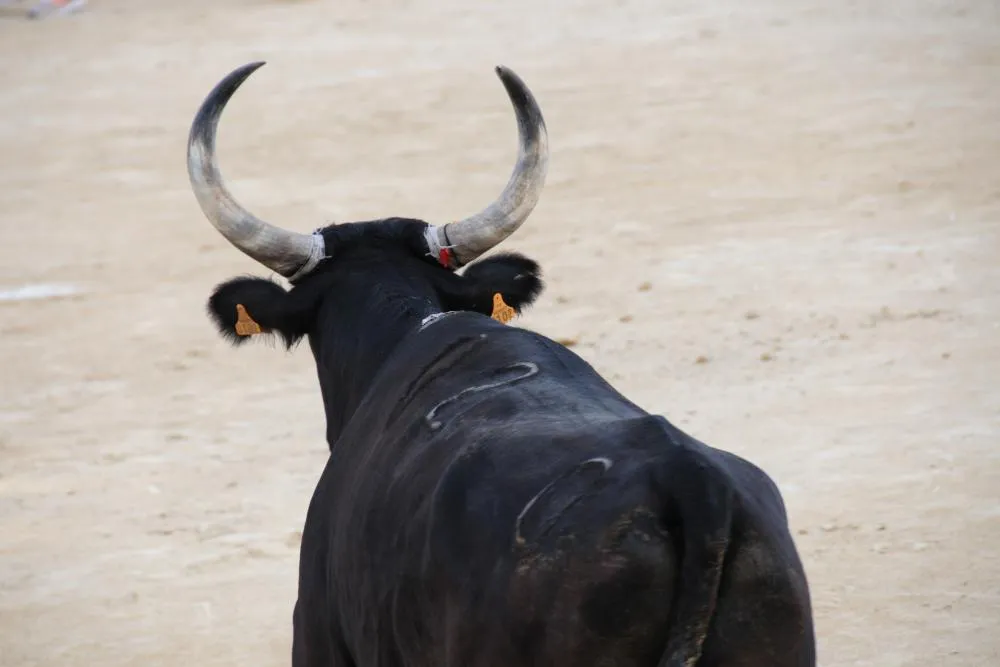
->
[206, 276, 320, 348]
[451, 252, 544, 315]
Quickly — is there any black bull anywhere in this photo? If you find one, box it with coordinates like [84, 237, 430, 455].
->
[188, 63, 816, 667]
[291, 313, 814, 667]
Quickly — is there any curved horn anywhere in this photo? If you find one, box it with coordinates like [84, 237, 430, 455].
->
[425, 66, 549, 267]
[187, 61, 324, 280]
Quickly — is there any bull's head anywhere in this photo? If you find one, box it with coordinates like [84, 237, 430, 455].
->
[189, 62, 549, 352]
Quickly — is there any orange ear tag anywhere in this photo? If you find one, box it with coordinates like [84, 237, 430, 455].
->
[234, 304, 264, 336]
[490, 293, 516, 324]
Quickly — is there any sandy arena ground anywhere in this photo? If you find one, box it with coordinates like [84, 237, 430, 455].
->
[0, 1, 997, 665]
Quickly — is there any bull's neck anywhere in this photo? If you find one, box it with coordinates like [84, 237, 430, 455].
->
[309, 291, 440, 448]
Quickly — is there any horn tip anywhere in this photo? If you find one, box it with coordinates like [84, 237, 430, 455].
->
[230, 61, 267, 81]
[244, 60, 267, 75]
[493, 65, 530, 100]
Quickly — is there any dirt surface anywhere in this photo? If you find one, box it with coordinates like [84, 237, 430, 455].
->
[1, 1, 998, 665]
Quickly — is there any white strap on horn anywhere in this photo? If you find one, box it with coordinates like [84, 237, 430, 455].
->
[286, 233, 327, 282]
[423, 225, 459, 269]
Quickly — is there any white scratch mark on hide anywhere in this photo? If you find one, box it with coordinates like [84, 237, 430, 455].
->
[514, 456, 614, 546]
[581, 457, 613, 471]
[419, 311, 457, 330]
[425, 361, 539, 430]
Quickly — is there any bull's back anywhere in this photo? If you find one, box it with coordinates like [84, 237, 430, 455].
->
[323, 321, 814, 666]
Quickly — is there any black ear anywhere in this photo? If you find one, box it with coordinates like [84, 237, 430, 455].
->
[206, 276, 319, 349]
[444, 252, 544, 315]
